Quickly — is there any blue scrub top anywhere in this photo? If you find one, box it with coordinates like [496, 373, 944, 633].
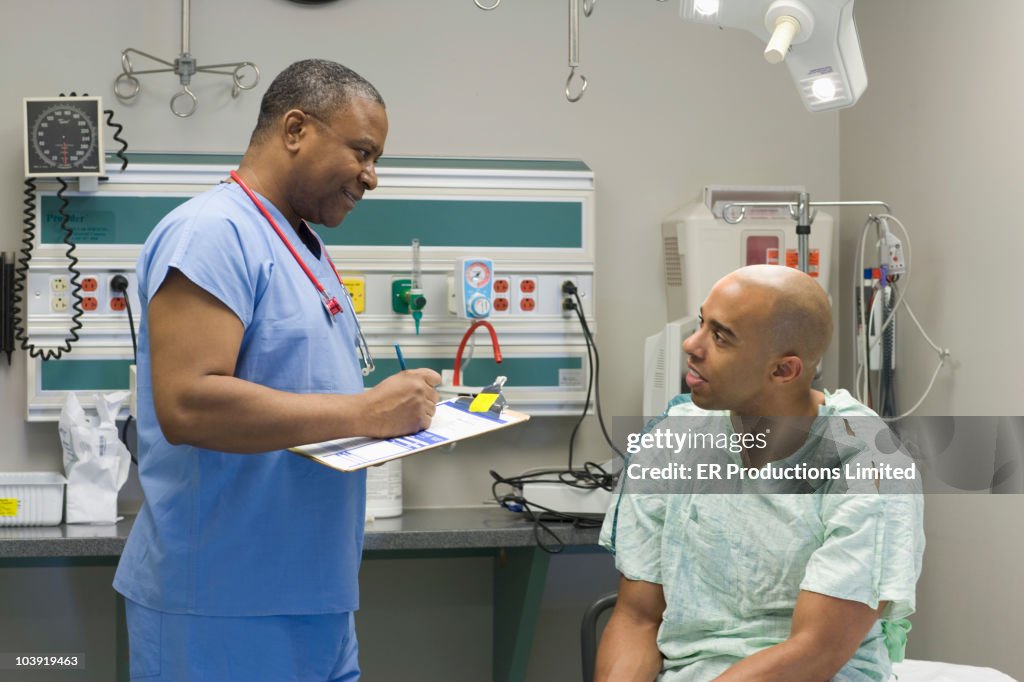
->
[114, 182, 368, 616]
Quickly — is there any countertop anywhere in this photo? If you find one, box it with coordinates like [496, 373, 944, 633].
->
[0, 507, 604, 559]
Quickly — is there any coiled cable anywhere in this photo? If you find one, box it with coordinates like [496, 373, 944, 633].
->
[14, 179, 85, 360]
[104, 109, 129, 171]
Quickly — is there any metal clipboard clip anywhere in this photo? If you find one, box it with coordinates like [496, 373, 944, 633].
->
[456, 375, 508, 416]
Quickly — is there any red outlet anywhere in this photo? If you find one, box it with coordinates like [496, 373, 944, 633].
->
[519, 278, 537, 294]
[494, 297, 509, 312]
[110, 297, 127, 312]
[82, 296, 98, 311]
[81, 277, 98, 292]
[494, 278, 510, 294]
[519, 296, 536, 312]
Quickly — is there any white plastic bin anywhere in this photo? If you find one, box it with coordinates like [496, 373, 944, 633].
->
[0, 472, 66, 526]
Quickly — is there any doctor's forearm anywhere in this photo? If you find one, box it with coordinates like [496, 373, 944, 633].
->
[154, 374, 379, 453]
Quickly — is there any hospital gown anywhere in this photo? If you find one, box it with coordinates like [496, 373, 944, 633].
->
[600, 390, 925, 682]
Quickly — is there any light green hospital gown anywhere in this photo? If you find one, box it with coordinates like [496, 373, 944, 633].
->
[599, 390, 925, 682]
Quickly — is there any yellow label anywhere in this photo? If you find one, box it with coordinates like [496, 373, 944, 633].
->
[340, 276, 366, 314]
[469, 393, 499, 413]
[0, 498, 19, 517]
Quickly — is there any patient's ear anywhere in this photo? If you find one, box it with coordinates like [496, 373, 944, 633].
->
[770, 356, 803, 385]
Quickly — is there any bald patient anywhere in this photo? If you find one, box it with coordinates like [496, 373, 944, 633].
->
[596, 265, 925, 682]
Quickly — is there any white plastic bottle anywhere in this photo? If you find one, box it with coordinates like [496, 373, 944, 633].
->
[365, 460, 402, 519]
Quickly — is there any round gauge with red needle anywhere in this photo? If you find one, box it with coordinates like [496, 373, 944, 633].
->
[465, 260, 492, 288]
[24, 97, 104, 177]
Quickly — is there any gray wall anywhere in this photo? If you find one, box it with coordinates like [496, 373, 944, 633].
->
[0, 0, 1018, 680]
[840, 2, 1024, 677]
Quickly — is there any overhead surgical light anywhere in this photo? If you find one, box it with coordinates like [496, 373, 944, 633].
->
[693, 0, 720, 17]
[680, 0, 867, 112]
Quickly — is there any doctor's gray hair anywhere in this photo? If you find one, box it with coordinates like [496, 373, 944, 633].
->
[250, 59, 384, 144]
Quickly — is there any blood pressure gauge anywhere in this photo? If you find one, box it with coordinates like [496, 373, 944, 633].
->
[24, 97, 105, 177]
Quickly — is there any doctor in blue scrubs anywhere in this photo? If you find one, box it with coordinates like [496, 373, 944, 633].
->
[113, 59, 440, 681]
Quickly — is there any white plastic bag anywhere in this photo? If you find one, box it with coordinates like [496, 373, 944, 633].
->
[58, 392, 132, 524]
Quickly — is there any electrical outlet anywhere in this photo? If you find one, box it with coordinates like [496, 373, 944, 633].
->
[81, 277, 98, 292]
[561, 279, 579, 317]
[108, 273, 130, 294]
[512, 276, 539, 315]
[107, 273, 133, 313]
[50, 295, 69, 312]
[50, 276, 69, 293]
[518, 277, 537, 294]
[82, 296, 98, 312]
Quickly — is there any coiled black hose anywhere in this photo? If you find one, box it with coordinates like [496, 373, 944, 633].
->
[14, 178, 85, 360]
[104, 109, 129, 171]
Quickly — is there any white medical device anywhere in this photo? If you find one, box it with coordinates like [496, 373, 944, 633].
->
[449, 257, 495, 319]
[679, 0, 867, 112]
[661, 186, 834, 321]
[643, 315, 699, 416]
[644, 186, 836, 415]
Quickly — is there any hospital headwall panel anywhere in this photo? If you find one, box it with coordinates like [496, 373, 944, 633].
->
[22, 153, 596, 420]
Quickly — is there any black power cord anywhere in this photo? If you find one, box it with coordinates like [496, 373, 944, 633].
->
[110, 274, 138, 464]
[489, 280, 626, 553]
[110, 275, 137, 360]
[490, 465, 614, 554]
[562, 281, 624, 460]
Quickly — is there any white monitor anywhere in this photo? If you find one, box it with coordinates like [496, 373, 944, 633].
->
[643, 315, 699, 416]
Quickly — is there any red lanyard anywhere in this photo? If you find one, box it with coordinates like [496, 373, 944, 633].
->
[230, 170, 346, 318]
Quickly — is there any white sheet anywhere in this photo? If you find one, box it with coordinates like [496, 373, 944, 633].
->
[892, 659, 1018, 681]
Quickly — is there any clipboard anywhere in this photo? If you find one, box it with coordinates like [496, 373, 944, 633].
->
[289, 379, 529, 473]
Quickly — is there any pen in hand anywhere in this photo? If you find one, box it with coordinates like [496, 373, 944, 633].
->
[394, 344, 407, 371]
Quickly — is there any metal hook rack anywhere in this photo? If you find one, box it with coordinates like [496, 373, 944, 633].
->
[113, 0, 260, 117]
[723, 193, 891, 273]
[565, 0, 589, 102]
[481, 0, 682, 102]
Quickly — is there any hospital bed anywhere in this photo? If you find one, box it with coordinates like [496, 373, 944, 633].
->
[891, 658, 1016, 681]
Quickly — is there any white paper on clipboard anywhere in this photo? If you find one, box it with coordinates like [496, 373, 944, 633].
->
[289, 400, 530, 472]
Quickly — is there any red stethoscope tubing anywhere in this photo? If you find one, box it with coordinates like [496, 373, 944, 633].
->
[229, 169, 346, 314]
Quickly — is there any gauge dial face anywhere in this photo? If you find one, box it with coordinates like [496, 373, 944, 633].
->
[465, 260, 492, 288]
[24, 98, 103, 177]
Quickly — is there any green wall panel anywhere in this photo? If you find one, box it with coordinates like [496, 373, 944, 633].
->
[311, 199, 582, 248]
[363, 357, 582, 388]
[41, 195, 186, 245]
[41, 359, 133, 391]
[39, 357, 580, 392]
[42, 196, 583, 249]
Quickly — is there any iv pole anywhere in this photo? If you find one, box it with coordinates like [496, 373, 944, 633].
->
[113, 0, 260, 117]
[723, 194, 891, 273]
